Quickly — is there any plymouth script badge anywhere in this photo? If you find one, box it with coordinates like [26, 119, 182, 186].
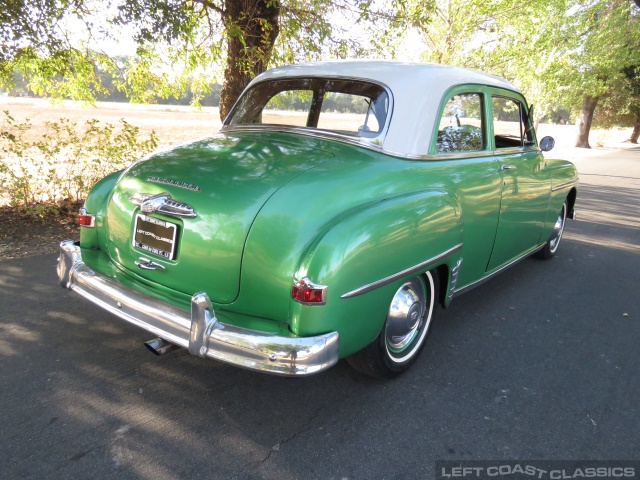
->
[147, 176, 201, 191]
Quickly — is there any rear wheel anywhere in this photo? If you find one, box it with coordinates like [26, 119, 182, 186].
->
[347, 271, 438, 379]
[535, 200, 567, 260]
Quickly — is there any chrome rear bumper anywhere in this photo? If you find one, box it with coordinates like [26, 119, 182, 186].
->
[57, 241, 339, 376]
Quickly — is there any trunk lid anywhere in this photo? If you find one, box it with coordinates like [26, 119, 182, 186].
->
[104, 132, 333, 303]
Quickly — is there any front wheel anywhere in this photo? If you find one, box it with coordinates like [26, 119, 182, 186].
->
[535, 200, 568, 260]
[347, 271, 438, 379]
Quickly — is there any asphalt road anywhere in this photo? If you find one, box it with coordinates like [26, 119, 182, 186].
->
[1, 146, 639, 480]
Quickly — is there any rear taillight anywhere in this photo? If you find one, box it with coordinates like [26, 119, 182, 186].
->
[77, 207, 95, 227]
[291, 278, 327, 305]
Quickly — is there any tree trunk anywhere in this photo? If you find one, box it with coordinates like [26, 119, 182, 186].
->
[629, 113, 640, 144]
[575, 95, 598, 148]
[219, 0, 280, 122]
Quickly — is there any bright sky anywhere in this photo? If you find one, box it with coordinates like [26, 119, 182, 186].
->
[63, 1, 427, 70]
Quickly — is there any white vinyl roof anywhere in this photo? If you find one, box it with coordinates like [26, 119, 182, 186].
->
[246, 61, 522, 157]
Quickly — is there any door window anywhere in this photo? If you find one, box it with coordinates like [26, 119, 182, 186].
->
[491, 97, 535, 149]
[436, 93, 485, 153]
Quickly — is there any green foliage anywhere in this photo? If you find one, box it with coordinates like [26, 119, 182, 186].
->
[403, 0, 640, 131]
[0, 0, 381, 112]
[0, 111, 158, 216]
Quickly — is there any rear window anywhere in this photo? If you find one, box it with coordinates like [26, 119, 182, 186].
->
[226, 78, 390, 139]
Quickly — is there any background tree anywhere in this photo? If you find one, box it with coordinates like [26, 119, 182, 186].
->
[0, 0, 393, 119]
[406, 0, 640, 148]
[589, 64, 640, 143]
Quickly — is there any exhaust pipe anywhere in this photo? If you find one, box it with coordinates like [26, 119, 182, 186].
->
[144, 338, 180, 355]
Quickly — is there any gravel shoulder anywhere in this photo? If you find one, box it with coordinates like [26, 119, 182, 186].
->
[0, 206, 80, 260]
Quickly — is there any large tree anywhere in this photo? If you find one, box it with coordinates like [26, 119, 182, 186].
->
[411, 0, 640, 148]
[559, 0, 640, 148]
[0, 0, 392, 119]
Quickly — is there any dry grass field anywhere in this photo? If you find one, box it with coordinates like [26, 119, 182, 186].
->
[0, 97, 223, 146]
[0, 95, 634, 148]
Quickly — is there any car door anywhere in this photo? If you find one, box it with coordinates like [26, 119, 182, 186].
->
[430, 88, 503, 287]
[486, 92, 551, 271]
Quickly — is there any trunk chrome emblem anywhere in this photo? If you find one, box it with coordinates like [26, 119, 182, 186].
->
[135, 257, 166, 270]
[129, 192, 197, 218]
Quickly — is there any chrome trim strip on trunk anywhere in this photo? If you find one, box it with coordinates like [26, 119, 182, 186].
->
[340, 243, 463, 299]
[58, 241, 339, 376]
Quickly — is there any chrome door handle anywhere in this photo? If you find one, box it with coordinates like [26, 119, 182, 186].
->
[501, 165, 516, 170]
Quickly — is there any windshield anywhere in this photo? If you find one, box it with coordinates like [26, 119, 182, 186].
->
[225, 78, 390, 139]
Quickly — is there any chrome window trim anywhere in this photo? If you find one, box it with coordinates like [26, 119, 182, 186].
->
[219, 129, 543, 161]
[493, 146, 540, 156]
[341, 243, 463, 299]
[222, 74, 394, 148]
[221, 125, 387, 153]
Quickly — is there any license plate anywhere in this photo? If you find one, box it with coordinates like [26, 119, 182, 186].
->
[133, 214, 178, 260]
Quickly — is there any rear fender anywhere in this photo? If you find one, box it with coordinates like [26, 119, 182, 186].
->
[290, 190, 463, 357]
[80, 170, 123, 250]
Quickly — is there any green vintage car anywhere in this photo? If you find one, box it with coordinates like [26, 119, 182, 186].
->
[58, 61, 578, 378]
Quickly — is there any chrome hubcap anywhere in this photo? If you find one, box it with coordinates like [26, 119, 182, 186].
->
[549, 204, 567, 253]
[385, 278, 427, 352]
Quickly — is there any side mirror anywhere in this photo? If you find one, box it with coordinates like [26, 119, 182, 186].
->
[540, 136, 555, 152]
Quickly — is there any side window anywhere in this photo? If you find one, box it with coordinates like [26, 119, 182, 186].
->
[491, 96, 535, 149]
[317, 92, 383, 136]
[436, 93, 484, 153]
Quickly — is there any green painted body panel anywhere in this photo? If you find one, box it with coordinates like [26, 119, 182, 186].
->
[102, 133, 334, 303]
[487, 150, 552, 270]
[80, 130, 577, 358]
[289, 191, 462, 356]
[544, 158, 579, 230]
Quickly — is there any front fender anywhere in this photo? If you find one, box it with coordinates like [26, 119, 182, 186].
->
[545, 159, 578, 234]
[291, 190, 463, 357]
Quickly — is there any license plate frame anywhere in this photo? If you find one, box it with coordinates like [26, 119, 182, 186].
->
[133, 214, 178, 260]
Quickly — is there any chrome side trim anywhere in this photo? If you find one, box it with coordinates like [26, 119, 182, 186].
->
[453, 244, 544, 297]
[57, 241, 339, 376]
[551, 180, 578, 192]
[447, 258, 463, 305]
[341, 244, 463, 299]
